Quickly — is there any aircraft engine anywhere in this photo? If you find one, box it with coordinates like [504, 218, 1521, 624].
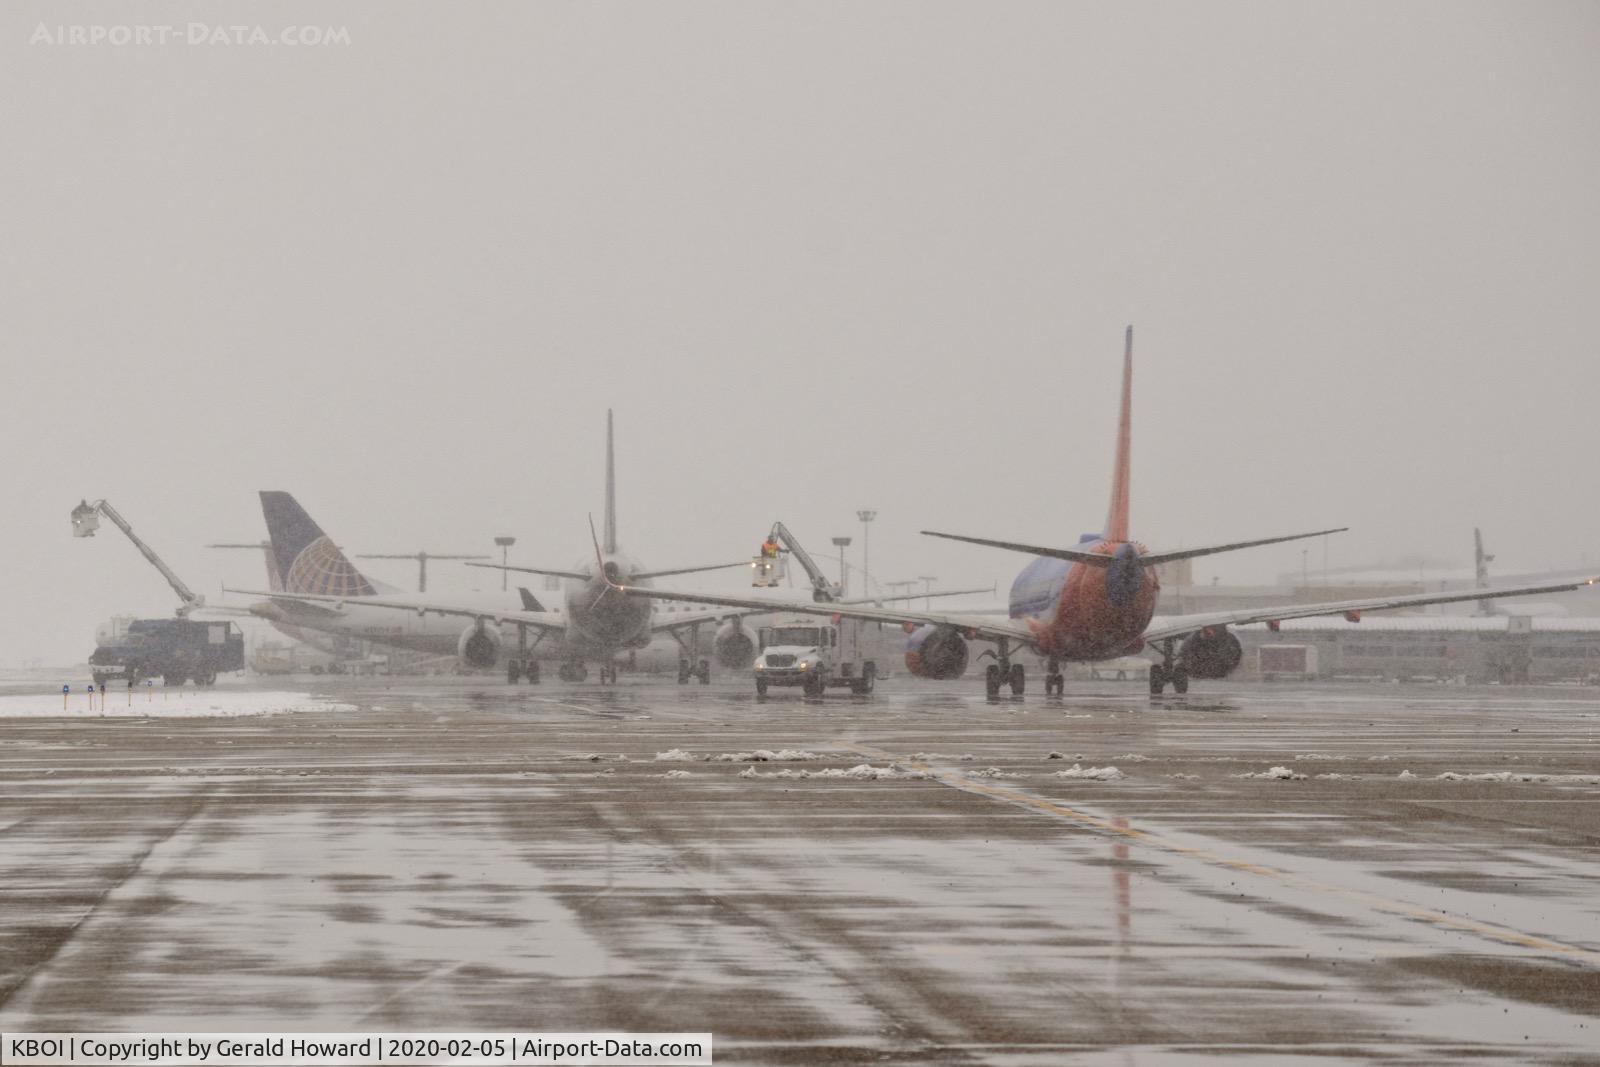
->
[714, 620, 758, 669]
[457, 622, 502, 669]
[1179, 627, 1242, 679]
[904, 625, 969, 679]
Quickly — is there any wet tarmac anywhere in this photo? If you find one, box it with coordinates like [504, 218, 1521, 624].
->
[1, 676, 1598, 1064]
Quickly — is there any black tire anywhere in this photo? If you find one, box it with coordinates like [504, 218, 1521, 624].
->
[698, 660, 710, 685]
[857, 662, 876, 695]
[507, 662, 522, 684]
[1148, 664, 1167, 696]
[985, 664, 1002, 698]
[1171, 669, 1190, 695]
[678, 659, 690, 685]
[527, 662, 541, 685]
[755, 678, 768, 697]
[1008, 663, 1025, 695]
[804, 672, 823, 698]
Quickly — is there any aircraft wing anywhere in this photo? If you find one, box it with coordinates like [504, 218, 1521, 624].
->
[1142, 575, 1599, 644]
[224, 588, 568, 635]
[615, 582, 1038, 647]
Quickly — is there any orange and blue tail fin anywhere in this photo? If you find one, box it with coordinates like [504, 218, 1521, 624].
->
[259, 491, 380, 597]
[1103, 326, 1134, 544]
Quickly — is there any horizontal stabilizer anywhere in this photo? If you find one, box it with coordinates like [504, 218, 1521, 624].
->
[633, 561, 749, 581]
[466, 562, 590, 581]
[923, 527, 1347, 568]
[1139, 527, 1347, 566]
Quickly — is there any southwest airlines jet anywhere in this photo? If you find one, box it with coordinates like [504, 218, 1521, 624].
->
[608, 328, 1598, 696]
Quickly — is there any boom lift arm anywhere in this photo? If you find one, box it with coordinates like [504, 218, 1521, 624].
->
[71, 499, 205, 616]
[762, 521, 843, 602]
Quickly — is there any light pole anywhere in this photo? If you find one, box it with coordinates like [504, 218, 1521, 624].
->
[831, 536, 852, 597]
[856, 509, 877, 598]
[494, 536, 516, 591]
[918, 574, 936, 610]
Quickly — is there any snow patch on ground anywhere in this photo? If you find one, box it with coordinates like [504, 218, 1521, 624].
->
[739, 763, 929, 781]
[909, 753, 977, 762]
[0, 690, 353, 719]
[1295, 753, 1338, 761]
[1116, 753, 1152, 762]
[714, 749, 827, 762]
[654, 748, 697, 762]
[1397, 769, 1417, 779]
[1165, 773, 1199, 780]
[966, 766, 1027, 779]
[1234, 766, 1307, 780]
[1315, 773, 1363, 780]
[1433, 770, 1600, 784]
[650, 769, 696, 779]
[1053, 763, 1125, 781]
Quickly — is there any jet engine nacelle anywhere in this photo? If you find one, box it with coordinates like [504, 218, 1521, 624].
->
[1179, 627, 1242, 679]
[457, 622, 502, 669]
[904, 625, 969, 679]
[714, 620, 758, 669]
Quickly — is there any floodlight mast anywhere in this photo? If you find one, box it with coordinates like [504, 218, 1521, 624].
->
[71, 499, 204, 616]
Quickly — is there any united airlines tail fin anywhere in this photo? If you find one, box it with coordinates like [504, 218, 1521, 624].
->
[1104, 326, 1134, 543]
[604, 410, 618, 554]
[259, 491, 385, 597]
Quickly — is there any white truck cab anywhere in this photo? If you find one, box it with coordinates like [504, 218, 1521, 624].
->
[753, 615, 880, 697]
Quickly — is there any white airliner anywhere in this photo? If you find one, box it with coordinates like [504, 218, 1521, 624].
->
[231, 412, 756, 683]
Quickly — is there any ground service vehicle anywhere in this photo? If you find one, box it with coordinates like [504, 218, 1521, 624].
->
[753, 615, 883, 697]
[90, 618, 245, 686]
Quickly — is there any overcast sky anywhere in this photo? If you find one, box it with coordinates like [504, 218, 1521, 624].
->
[3, 1, 1598, 665]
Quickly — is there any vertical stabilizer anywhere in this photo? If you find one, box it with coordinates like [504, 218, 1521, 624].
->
[1103, 326, 1134, 543]
[259, 491, 379, 597]
[603, 410, 618, 554]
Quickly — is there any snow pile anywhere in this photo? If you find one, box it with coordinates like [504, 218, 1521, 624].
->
[1433, 770, 1600, 785]
[1165, 773, 1199, 780]
[0, 690, 354, 719]
[1053, 763, 1125, 781]
[654, 748, 697, 762]
[713, 749, 826, 762]
[1315, 773, 1362, 781]
[1397, 769, 1417, 779]
[1045, 751, 1066, 760]
[966, 766, 1026, 779]
[910, 752, 977, 762]
[1367, 755, 1397, 762]
[1295, 753, 1338, 761]
[739, 763, 929, 781]
[1233, 766, 1306, 780]
[650, 769, 695, 779]
[1117, 753, 1152, 762]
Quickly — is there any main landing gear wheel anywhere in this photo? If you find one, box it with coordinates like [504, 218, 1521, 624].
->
[850, 662, 876, 696]
[677, 658, 691, 685]
[1149, 664, 1167, 695]
[803, 672, 824, 698]
[1008, 663, 1025, 695]
[697, 659, 711, 685]
[507, 661, 521, 684]
[985, 664, 1003, 698]
[599, 665, 619, 685]
[1044, 672, 1065, 695]
[1170, 668, 1189, 694]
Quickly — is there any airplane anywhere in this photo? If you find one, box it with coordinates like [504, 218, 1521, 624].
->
[229, 412, 755, 684]
[603, 327, 1599, 696]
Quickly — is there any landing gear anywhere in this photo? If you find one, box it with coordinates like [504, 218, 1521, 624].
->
[558, 661, 588, 683]
[1149, 638, 1188, 695]
[598, 664, 619, 685]
[696, 659, 710, 685]
[983, 639, 1025, 697]
[1044, 657, 1065, 695]
[755, 677, 768, 697]
[850, 662, 876, 696]
[803, 672, 824, 698]
[507, 625, 542, 685]
[678, 658, 691, 685]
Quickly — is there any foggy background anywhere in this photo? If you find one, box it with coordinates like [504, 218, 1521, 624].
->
[3, 1, 1597, 665]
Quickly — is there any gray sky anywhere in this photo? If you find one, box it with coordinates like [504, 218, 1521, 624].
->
[4, 1, 1598, 664]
